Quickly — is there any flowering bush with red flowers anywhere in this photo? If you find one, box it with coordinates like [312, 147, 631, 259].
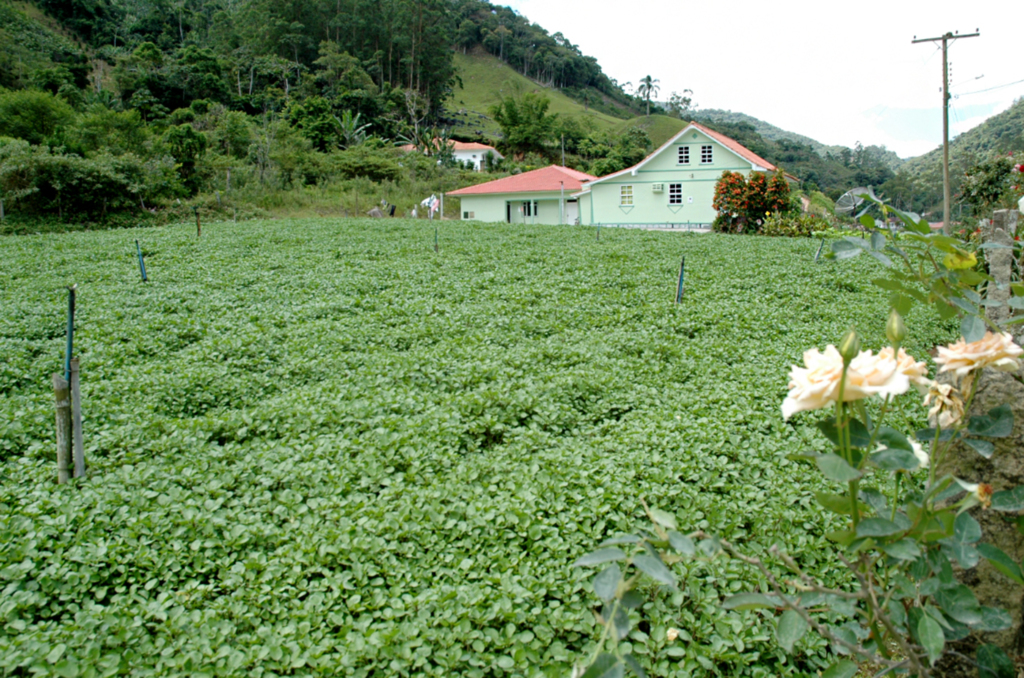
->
[961, 152, 1024, 210]
[712, 169, 792, 233]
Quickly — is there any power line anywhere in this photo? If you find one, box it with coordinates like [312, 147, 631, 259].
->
[956, 77, 1024, 96]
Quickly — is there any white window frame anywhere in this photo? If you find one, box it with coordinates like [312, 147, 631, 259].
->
[522, 200, 538, 216]
[677, 146, 690, 165]
[701, 145, 713, 164]
[668, 183, 683, 205]
[620, 185, 634, 206]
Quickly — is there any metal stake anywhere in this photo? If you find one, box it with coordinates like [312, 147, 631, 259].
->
[136, 240, 148, 281]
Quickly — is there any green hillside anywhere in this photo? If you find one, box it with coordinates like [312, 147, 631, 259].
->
[902, 98, 1024, 177]
[612, 115, 687, 148]
[696, 108, 904, 170]
[448, 49, 628, 139]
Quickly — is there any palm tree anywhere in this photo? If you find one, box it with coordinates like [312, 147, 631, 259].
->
[637, 75, 660, 117]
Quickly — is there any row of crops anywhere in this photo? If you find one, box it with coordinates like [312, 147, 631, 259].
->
[0, 220, 955, 677]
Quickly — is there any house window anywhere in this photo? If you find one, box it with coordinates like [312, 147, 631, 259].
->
[463, 211, 475, 219]
[701, 145, 713, 164]
[677, 146, 690, 164]
[621, 185, 634, 206]
[668, 183, 682, 205]
[522, 201, 538, 216]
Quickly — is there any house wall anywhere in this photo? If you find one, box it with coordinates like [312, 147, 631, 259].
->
[453, 149, 500, 172]
[457, 192, 572, 225]
[578, 129, 757, 226]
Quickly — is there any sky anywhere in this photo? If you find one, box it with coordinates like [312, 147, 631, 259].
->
[501, 0, 1022, 159]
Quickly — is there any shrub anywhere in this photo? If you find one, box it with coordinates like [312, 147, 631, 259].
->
[761, 213, 831, 238]
[0, 89, 76, 145]
[0, 137, 179, 221]
[329, 145, 402, 183]
[713, 169, 792, 234]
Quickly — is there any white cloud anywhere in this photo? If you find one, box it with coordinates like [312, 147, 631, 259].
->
[500, 0, 1023, 158]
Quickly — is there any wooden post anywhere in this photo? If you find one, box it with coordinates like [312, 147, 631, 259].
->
[193, 206, 201, 237]
[70, 359, 84, 478]
[226, 168, 231, 193]
[434, 225, 438, 253]
[0, 198, 5, 222]
[53, 374, 71, 484]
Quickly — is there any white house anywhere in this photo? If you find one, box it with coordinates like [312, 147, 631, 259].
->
[398, 140, 504, 172]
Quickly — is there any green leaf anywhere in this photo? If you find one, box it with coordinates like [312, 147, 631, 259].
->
[977, 543, 1024, 585]
[817, 418, 871, 448]
[973, 607, 1012, 632]
[668, 531, 695, 557]
[873, 278, 905, 292]
[875, 426, 912, 451]
[880, 538, 921, 561]
[721, 593, 777, 610]
[815, 491, 860, 516]
[867, 249, 893, 267]
[940, 513, 982, 568]
[603, 601, 630, 639]
[832, 240, 863, 259]
[648, 508, 677, 530]
[632, 554, 676, 588]
[592, 564, 621, 601]
[935, 585, 983, 625]
[574, 548, 627, 567]
[816, 454, 862, 483]
[961, 315, 986, 344]
[977, 644, 1016, 678]
[776, 609, 808, 653]
[951, 296, 980, 315]
[1008, 297, 1024, 310]
[991, 486, 1024, 512]
[581, 653, 624, 678]
[870, 231, 886, 251]
[967, 405, 1013, 438]
[917, 614, 945, 665]
[856, 517, 903, 538]
[962, 438, 996, 459]
[600, 535, 641, 547]
[821, 660, 858, 678]
[620, 590, 644, 609]
[870, 447, 921, 471]
[622, 654, 646, 678]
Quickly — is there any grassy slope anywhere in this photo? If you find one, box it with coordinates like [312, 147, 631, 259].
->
[449, 49, 627, 138]
[612, 115, 687, 148]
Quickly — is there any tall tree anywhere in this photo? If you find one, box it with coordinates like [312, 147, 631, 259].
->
[636, 75, 659, 117]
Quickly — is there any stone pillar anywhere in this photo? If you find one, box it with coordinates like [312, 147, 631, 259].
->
[938, 212, 1024, 671]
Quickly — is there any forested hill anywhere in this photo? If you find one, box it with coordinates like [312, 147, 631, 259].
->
[0, 0, 637, 119]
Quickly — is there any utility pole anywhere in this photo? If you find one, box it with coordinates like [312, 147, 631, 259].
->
[913, 29, 979, 234]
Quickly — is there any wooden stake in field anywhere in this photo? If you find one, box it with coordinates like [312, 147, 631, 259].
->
[64, 286, 76, 382]
[675, 256, 685, 304]
[70, 358, 85, 478]
[53, 374, 71, 484]
[193, 206, 201, 237]
[814, 238, 825, 263]
[434, 225, 439, 253]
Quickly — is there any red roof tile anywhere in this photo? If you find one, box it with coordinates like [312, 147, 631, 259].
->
[398, 140, 500, 154]
[447, 165, 597, 196]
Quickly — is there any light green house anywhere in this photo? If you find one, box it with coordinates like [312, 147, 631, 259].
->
[447, 165, 597, 225]
[574, 122, 784, 227]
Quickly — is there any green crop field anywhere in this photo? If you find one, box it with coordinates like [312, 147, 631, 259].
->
[0, 219, 954, 677]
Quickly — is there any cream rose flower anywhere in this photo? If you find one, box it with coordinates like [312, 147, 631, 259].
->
[923, 382, 965, 429]
[782, 346, 911, 420]
[877, 346, 931, 393]
[936, 331, 1024, 378]
[955, 479, 994, 509]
